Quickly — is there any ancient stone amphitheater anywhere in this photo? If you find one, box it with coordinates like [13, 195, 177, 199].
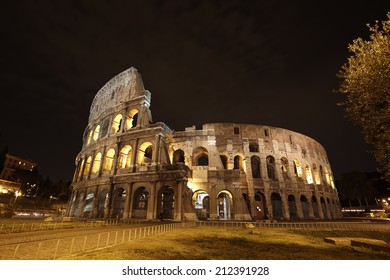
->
[66, 67, 342, 221]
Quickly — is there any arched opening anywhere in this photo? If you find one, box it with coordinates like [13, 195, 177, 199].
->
[103, 149, 116, 171]
[83, 156, 92, 178]
[288, 195, 298, 220]
[87, 130, 93, 145]
[83, 192, 94, 217]
[217, 191, 233, 220]
[300, 195, 310, 219]
[254, 192, 265, 220]
[193, 147, 209, 166]
[312, 196, 320, 218]
[220, 155, 228, 169]
[192, 190, 210, 220]
[321, 197, 328, 219]
[173, 149, 185, 164]
[93, 125, 100, 141]
[234, 155, 244, 171]
[271, 193, 283, 219]
[111, 114, 123, 134]
[118, 145, 132, 169]
[77, 159, 85, 180]
[91, 153, 102, 175]
[112, 188, 126, 219]
[293, 159, 303, 177]
[313, 164, 321, 185]
[249, 142, 259, 152]
[305, 163, 313, 184]
[132, 187, 149, 219]
[251, 156, 261, 178]
[126, 109, 139, 129]
[97, 189, 108, 218]
[138, 142, 153, 165]
[158, 186, 175, 220]
[267, 156, 276, 180]
[281, 157, 289, 179]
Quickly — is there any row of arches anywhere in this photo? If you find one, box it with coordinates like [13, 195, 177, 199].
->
[85, 109, 139, 146]
[75, 141, 154, 181]
[172, 147, 334, 187]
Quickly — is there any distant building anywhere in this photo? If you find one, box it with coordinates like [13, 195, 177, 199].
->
[66, 67, 342, 221]
[0, 153, 37, 181]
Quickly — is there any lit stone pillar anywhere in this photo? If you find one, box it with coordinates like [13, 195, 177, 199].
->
[148, 182, 157, 220]
[123, 183, 132, 219]
[264, 190, 273, 220]
[209, 185, 218, 220]
[152, 134, 162, 166]
[105, 184, 114, 218]
[90, 186, 100, 219]
[317, 196, 325, 219]
[131, 138, 139, 172]
[80, 189, 88, 218]
[295, 196, 304, 220]
[281, 192, 290, 221]
[175, 179, 183, 221]
[307, 197, 315, 219]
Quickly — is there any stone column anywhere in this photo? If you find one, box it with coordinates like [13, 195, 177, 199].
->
[281, 192, 290, 221]
[209, 185, 218, 220]
[175, 179, 183, 221]
[123, 183, 132, 219]
[90, 186, 100, 219]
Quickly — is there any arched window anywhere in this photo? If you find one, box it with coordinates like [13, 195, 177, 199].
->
[234, 155, 244, 171]
[173, 149, 185, 164]
[83, 156, 92, 177]
[193, 147, 209, 166]
[281, 157, 289, 177]
[103, 149, 115, 171]
[249, 142, 259, 152]
[138, 142, 153, 165]
[266, 156, 276, 180]
[91, 152, 102, 174]
[78, 158, 85, 180]
[293, 159, 303, 177]
[111, 114, 123, 134]
[304, 163, 313, 184]
[312, 164, 320, 184]
[118, 145, 132, 168]
[93, 125, 100, 141]
[251, 156, 261, 178]
[126, 109, 139, 129]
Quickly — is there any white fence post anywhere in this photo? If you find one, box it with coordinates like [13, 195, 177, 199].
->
[53, 239, 60, 259]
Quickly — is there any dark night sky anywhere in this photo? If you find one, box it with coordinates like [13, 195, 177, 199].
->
[0, 0, 388, 182]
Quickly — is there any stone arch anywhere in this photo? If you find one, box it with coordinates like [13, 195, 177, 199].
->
[193, 147, 209, 166]
[288, 194, 298, 220]
[281, 157, 289, 178]
[112, 187, 126, 218]
[126, 108, 139, 129]
[83, 191, 94, 217]
[118, 145, 132, 168]
[312, 163, 320, 184]
[304, 163, 313, 184]
[192, 190, 210, 220]
[266, 156, 276, 180]
[251, 155, 261, 178]
[111, 114, 123, 134]
[293, 159, 303, 177]
[138, 142, 153, 165]
[220, 155, 228, 169]
[217, 190, 233, 220]
[158, 186, 175, 220]
[132, 186, 149, 219]
[233, 155, 245, 171]
[271, 192, 283, 219]
[254, 192, 265, 220]
[173, 149, 185, 164]
[91, 152, 102, 175]
[103, 148, 116, 171]
[311, 196, 320, 218]
[300, 195, 310, 219]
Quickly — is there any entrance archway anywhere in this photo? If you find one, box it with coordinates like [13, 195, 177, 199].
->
[132, 187, 149, 219]
[112, 188, 126, 218]
[312, 196, 320, 218]
[192, 190, 210, 220]
[300, 195, 310, 219]
[254, 192, 265, 220]
[97, 189, 108, 218]
[158, 186, 175, 220]
[288, 195, 298, 220]
[271, 192, 283, 219]
[217, 191, 233, 220]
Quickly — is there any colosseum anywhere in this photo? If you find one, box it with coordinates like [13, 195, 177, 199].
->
[66, 67, 342, 221]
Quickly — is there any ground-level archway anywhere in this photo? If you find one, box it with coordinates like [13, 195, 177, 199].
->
[192, 190, 210, 220]
[253, 192, 265, 220]
[217, 190, 233, 220]
[158, 186, 175, 220]
[132, 186, 149, 219]
[112, 187, 126, 218]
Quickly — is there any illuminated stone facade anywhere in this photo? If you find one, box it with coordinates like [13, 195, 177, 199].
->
[66, 67, 342, 221]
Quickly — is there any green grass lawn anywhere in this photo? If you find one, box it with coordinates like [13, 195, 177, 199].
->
[63, 226, 390, 260]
